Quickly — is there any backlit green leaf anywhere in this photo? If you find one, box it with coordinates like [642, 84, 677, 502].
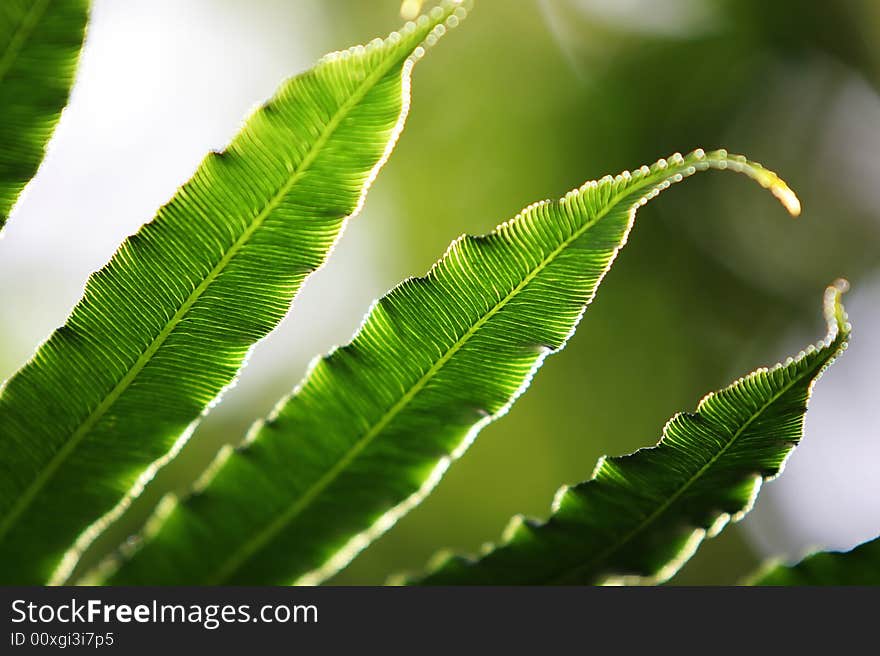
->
[406, 282, 849, 585]
[103, 149, 801, 586]
[0, 0, 88, 230]
[0, 1, 465, 585]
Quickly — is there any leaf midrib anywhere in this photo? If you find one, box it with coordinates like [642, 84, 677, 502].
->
[0, 41, 412, 545]
[548, 351, 836, 585]
[0, 0, 50, 86]
[207, 168, 680, 584]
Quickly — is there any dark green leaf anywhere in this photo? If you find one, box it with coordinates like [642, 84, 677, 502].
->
[0, 0, 88, 230]
[407, 281, 850, 585]
[750, 535, 880, 585]
[0, 1, 465, 585]
[103, 149, 800, 586]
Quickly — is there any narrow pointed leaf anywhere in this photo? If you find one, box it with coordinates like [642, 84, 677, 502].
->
[0, 0, 88, 230]
[104, 149, 800, 586]
[750, 535, 880, 585]
[407, 283, 850, 585]
[0, 2, 465, 585]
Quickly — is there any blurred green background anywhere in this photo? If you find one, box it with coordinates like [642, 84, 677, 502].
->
[2, 0, 878, 584]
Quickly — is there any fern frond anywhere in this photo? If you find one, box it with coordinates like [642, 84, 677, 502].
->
[405, 282, 849, 585]
[0, 0, 88, 230]
[0, 2, 466, 585]
[103, 149, 801, 585]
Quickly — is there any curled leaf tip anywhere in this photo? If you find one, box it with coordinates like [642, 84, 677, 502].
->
[696, 149, 800, 217]
[824, 278, 851, 340]
[831, 277, 850, 294]
[771, 181, 801, 217]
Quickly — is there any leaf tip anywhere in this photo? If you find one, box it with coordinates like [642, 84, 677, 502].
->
[824, 277, 851, 341]
[831, 277, 850, 294]
[742, 156, 801, 216]
[696, 149, 801, 216]
[771, 180, 801, 217]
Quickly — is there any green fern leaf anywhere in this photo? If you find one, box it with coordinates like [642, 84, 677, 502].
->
[103, 149, 801, 586]
[750, 535, 880, 585]
[0, 1, 465, 585]
[0, 0, 88, 230]
[405, 282, 850, 585]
